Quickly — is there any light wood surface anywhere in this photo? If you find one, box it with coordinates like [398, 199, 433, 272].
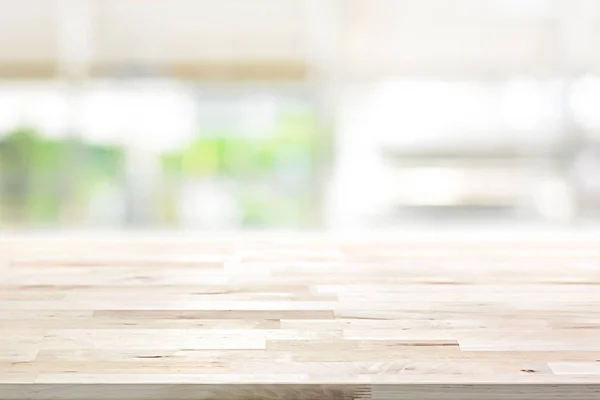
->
[1, 235, 600, 399]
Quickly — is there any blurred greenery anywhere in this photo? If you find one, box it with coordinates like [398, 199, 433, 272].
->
[0, 128, 124, 226]
[158, 106, 319, 227]
[0, 103, 320, 228]
[161, 107, 317, 179]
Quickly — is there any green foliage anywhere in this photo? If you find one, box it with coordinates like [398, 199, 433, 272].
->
[0, 128, 125, 225]
[161, 107, 318, 179]
[161, 152, 183, 177]
[86, 144, 125, 179]
[182, 136, 222, 177]
[156, 104, 320, 226]
[0, 102, 322, 228]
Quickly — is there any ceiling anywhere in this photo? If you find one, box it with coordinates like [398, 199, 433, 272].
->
[1, 0, 599, 80]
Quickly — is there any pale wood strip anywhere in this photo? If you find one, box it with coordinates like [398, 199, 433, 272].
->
[335, 308, 600, 320]
[281, 318, 551, 330]
[3, 361, 229, 374]
[34, 349, 291, 363]
[40, 330, 267, 350]
[59, 293, 335, 302]
[457, 330, 600, 351]
[34, 373, 315, 384]
[31, 373, 600, 384]
[289, 350, 600, 362]
[11, 258, 223, 268]
[342, 330, 460, 341]
[229, 361, 553, 375]
[548, 318, 600, 329]
[40, 329, 338, 344]
[339, 292, 600, 302]
[234, 275, 600, 285]
[0, 300, 334, 311]
[0, 284, 313, 295]
[317, 283, 600, 294]
[548, 362, 600, 375]
[3, 274, 230, 286]
[0, 349, 40, 363]
[5, 318, 281, 330]
[0, 333, 43, 362]
[267, 339, 459, 352]
[93, 310, 334, 319]
[32, 347, 600, 363]
[345, 329, 600, 341]
[337, 302, 600, 312]
[460, 342, 600, 351]
[0, 310, 93, 320]
[0, 373, 37, 384]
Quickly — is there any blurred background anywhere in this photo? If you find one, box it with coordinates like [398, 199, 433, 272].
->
[1, 0, 600, 231]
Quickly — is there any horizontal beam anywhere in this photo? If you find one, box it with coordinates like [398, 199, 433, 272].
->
[0, 61, 307, 81]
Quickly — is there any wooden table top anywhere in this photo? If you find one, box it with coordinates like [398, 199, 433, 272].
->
[1, 234, 600, 399]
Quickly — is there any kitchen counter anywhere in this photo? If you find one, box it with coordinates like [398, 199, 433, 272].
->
[1, 234, 600, 399]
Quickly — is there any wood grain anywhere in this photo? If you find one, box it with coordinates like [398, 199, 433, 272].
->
[1, 236, 600, 399]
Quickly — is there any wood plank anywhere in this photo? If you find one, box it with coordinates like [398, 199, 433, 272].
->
[1, 236, 600, 399]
